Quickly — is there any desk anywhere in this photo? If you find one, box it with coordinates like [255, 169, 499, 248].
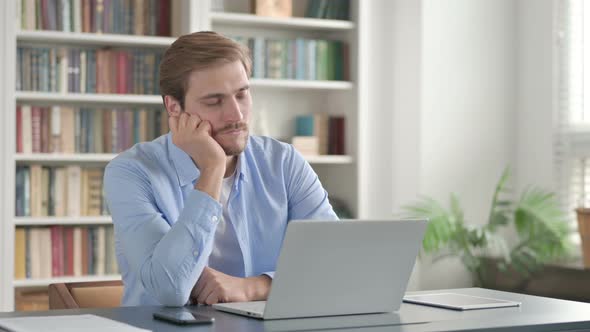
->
[1, 288, 590, 331]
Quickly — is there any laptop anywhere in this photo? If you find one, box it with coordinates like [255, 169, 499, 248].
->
[213, 219, 427, 320]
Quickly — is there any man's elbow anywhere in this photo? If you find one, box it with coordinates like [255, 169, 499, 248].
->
[140, 265, 191, 307]
[155, 291, 190, 307]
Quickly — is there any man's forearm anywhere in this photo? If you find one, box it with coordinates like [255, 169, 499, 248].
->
[246, 275, 272, 301]
[195, 167, 225, 201]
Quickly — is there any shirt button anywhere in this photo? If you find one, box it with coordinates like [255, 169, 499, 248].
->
[212, 216, 218, 223]
[193, 250, 199, 257]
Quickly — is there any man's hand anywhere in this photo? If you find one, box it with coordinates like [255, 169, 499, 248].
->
[191, 267, 272, 305]
[169, 113, 226, 199]
[169, 112, 226, 173]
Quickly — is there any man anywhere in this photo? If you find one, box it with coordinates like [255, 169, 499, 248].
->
[104, 31, 338, 307]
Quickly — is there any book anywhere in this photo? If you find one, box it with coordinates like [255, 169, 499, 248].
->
[73, 227, 83, 276]
[292, 136, 319, 156]
[14, 225, 116, 280]
[14, 228, 26, 280]
[253, 0, 292, 17]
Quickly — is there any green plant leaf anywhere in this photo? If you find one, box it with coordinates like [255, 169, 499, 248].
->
[450, 193, 464, 225]
[399, 165, 573, 286]
[512, 187, 572, 267]
[401, 196, 456, 253]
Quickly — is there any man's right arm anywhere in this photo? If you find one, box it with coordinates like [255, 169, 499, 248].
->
[104, 160, 222, 306]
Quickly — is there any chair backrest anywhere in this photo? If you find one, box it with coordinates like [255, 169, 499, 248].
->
[48, 280, 123, 309]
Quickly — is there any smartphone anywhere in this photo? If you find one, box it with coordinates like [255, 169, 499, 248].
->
[153, 309, 215, 325]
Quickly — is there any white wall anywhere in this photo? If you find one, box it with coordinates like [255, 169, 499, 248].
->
[360, 0, 423, 290]
[418, 0, 518, 289]
[363, 0, 521, 289]
[515, 0, 555, 193]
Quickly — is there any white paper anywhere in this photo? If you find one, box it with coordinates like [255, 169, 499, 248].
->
[0, 314, 151, 332]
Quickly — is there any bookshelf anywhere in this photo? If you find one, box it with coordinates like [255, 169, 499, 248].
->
[210, 12, 355, 30]
[0, 0, 367, 311]
[16, 30, 177, 48]
[15, 92, 164, 106]
[14, 217, 112, 227]
[15, 153, 351, 165]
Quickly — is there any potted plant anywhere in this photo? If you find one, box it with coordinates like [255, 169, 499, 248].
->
[401, 168, 574, 287]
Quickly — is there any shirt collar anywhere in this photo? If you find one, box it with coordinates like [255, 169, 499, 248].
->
[167, 133, 248, 187]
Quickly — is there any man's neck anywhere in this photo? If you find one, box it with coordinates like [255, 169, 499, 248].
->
[224, 155, 238, 178]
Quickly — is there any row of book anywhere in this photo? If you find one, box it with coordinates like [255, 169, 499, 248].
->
[16, 105, 168, 154]
[19, 0, 171, 36]
[15, 166, 107, 217]
[292, 114, 346, 155]
[17, 47, 163, 94]
[305, 0, 350, 20]
[233, 37, 348, 81]
[14, 225, 118, 279]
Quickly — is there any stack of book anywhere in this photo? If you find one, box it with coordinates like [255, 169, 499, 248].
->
[16, 105, 168, 154]
[17, 47, 163, 94]
[232, 36, 348, 81]
[292, 114, 346, 156]
[15, 166, 107, 217]
[19, 0, 171, 36]
[14, 225, 118, 280]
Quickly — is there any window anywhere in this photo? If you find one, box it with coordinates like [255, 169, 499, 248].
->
[556, 0, 590, 242]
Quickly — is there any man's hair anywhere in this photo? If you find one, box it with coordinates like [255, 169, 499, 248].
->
[159, 31, 252, 109]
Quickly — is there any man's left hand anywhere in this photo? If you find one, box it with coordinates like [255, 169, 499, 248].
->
[191, 267, 271, 305]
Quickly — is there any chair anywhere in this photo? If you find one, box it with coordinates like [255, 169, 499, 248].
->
[48, 280, 123, 309]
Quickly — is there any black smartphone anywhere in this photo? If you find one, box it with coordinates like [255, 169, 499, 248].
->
[153, 309, 215, 325]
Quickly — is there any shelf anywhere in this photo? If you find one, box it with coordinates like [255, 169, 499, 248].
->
[15, 92, 163, 106]
[16, 30, 175, 48]
[15, 80, 351, 105]
[305, 155, 353, 164]
[211, 12, 354, 31]
[14, 216, 112, 226]
[14, 275, 121, 288]
[15, 153, 117, 164]
[250, 79, 353, 90]
[15, 153, 352, 165]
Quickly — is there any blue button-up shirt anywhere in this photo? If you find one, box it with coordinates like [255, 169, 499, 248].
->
[103, 133, 338, 306]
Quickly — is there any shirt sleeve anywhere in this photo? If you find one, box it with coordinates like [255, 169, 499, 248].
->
[285, 145, 339, 221]
[104, 159, 222, 306]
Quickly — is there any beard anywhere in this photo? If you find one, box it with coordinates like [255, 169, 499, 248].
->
[214, 122, 249, 156]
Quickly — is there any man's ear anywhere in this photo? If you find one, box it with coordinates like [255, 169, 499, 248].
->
[164, 95, 182, 116]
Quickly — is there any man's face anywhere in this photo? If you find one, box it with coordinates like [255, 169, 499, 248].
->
[182, 60, 252, 156]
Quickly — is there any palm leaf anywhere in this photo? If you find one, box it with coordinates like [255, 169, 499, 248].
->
[513, 187, 572, 263]
[400, 165, 573, 285]
[487, 167, 513, 231]
[401, 196, 456, 253]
